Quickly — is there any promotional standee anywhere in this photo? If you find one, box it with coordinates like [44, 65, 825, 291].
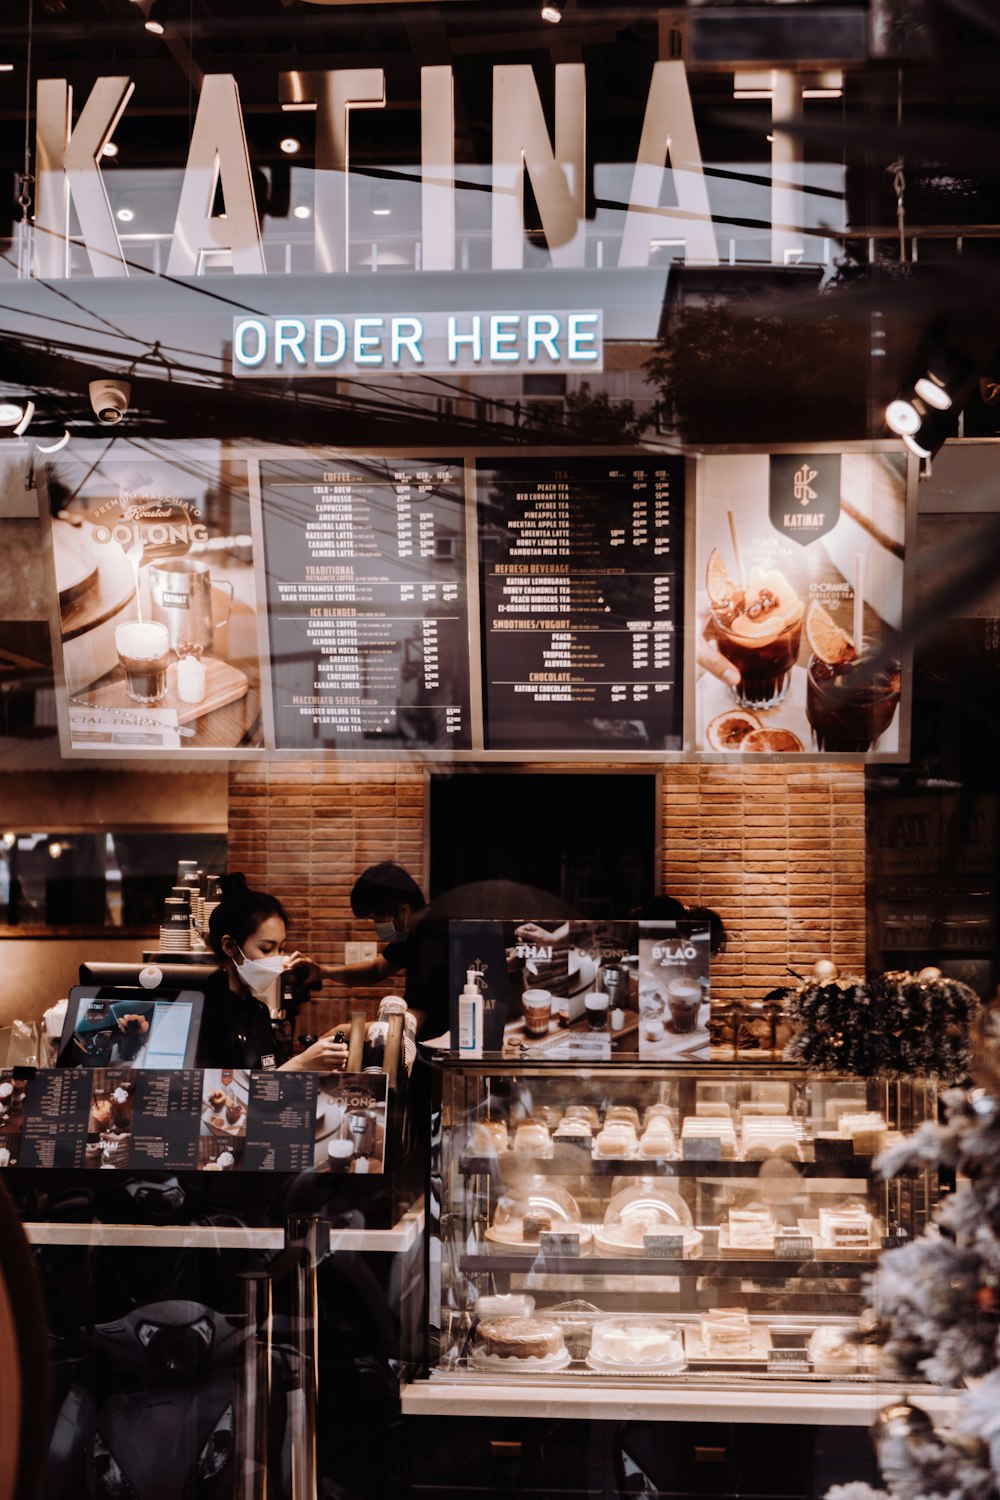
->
[447, 919, 711, 1060]
[43, 447, 264, 754]
[696, 450, 908, 757]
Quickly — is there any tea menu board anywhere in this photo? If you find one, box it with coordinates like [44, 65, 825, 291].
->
[0, 1069, 388, 1175]
[258, 456, 472, 751]
[476, 456, 685, 750]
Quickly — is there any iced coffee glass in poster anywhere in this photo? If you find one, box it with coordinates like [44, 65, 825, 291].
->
[42, 443, 263, 754]
[638, 922, 711, 1059]
[695, 451, 907, 756]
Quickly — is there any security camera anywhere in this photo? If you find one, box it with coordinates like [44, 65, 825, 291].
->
[89, 378, 131, 425]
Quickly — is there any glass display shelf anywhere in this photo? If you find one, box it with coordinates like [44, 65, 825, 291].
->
[428, 1056, 938, 1392]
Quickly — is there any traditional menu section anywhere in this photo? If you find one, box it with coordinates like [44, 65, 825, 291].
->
[476, 456, 684, 750]
[258, 456, 472, 751]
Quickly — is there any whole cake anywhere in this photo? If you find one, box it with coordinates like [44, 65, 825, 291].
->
[476, 1317, 565, 1362]
[590, 1320, 684, 1366]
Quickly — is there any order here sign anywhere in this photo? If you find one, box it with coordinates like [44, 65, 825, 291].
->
[231, 309, 603, 377]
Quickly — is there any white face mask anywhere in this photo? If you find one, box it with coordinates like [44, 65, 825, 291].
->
[234, 946, 285, 999]
[373, 920, 398, 944]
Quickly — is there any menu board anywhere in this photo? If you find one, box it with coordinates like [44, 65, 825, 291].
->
[695, 451, 908, 757]
[0, 1068, 388, 1175]
[476, 456, 684, 750]
[258, 455, 471, 751]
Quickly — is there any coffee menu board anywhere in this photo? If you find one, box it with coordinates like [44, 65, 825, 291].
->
[0, 1069, 388, 1175]
[257, 455, 472, 751]
[476, 456, 685, 750]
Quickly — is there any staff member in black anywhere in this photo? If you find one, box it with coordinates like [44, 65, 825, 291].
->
[199, 873, 348, 1072]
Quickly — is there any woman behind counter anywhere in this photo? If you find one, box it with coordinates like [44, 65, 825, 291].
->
[199, 873, 348, 1073]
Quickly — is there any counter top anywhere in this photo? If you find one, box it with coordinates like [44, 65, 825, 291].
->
[23, 1203, 424, 1253]
[401, 1377, 960, 1426]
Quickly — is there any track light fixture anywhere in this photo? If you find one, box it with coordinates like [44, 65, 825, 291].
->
[144, 0, 167, 35]
[541, 1, 563, 20]
[913, 346, 975, 412]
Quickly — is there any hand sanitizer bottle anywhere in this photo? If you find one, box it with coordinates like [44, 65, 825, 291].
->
[457, 969, 484, 1056]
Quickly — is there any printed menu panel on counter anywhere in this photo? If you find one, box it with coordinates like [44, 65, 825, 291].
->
[0, 1069, 387, 1175]
[476, 456, 684, 751]
[695, 450, 909, 758]
[258, 456, 472, 751]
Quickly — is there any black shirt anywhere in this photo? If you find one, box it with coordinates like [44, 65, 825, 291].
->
[196, 969, 279, 1071]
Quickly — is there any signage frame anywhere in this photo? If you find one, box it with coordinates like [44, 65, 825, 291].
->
[38, 436, 914, 763]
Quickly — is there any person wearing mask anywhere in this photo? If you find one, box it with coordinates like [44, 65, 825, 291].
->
[314, 862, 426, 990]
[199, 872, 348, 1072]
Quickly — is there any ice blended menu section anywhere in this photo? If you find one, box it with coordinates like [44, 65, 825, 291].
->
[258, 457, 472, 751]
[476, 456, 685, 750]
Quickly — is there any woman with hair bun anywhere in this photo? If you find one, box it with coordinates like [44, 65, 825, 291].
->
[199, 873, 348, 1072]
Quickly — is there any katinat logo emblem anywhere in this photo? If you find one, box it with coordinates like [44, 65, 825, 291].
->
[769, 453, 841, 547]
[793, 464, 819, 505]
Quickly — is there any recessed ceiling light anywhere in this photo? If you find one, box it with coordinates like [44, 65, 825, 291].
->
[144, 0, 167, 35]
[0, 402, 24, 425]
[0, 64, 14, 74]
[370, 188, 391, 216]
[541, 1, 562, 21]
[293, 204, 312, 220]
[280, 137, 301, 155]
[102, 141, 119, 159]
[116, 204, 135, 223]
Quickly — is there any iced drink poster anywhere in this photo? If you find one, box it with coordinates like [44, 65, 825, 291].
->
[637, 922, 711, 1060]
[695, 450, 909, 758]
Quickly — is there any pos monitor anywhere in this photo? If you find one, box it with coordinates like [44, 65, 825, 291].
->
[56, 962, 221, 1070]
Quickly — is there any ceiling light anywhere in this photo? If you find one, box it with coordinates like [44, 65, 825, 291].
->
[914, 376, 952, 411]
[293, 203, 312, 220]
[102, 141, 119, 159]
[541, 1, 563, 20]
[280, 137, 301, 155]
[144, 0, 167, 34]
[48, 840, 64, 859]
[0, 401, 24, 426]
[885, 399, 921, 437]
[914, 346, 975, 412]
[1, 831, 14, 848]
[370, 188, 391, 216]
[35, 428, 70, 454]
[0, 64, 13, 74]
[116, 202, 135, 223]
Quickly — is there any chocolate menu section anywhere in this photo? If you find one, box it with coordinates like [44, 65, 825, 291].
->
[477, 456, 685, 750]
[258, 456, 472, 751]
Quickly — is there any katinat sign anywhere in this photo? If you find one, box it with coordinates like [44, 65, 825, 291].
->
[32, 61, 722, 280]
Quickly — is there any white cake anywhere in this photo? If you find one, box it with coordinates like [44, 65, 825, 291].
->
[590, 1320, 684, 1365]
[819, 1205, 872, 1247]
[727, 1209, 775, 1249]
[701, 1309, 752, 1355]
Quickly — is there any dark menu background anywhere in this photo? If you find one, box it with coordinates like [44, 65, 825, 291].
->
[477, 456, 685, 750]
[259, 456, 472, 750]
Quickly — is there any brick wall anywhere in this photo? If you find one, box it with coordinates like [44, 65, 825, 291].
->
[227, 761, 425, 1030]
[227, 760, 866, 1020]
[662, 763, 866, 1001]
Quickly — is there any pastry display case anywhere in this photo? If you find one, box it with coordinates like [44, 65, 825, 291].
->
[429, 1058, 939, 1389]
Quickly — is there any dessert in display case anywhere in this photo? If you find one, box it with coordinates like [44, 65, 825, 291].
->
[430, 1058, 939, 1387]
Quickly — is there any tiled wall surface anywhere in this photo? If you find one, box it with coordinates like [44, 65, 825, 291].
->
[227, 760, 865, 1017]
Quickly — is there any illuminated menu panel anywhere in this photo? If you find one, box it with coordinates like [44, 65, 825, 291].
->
[259, 456, 471, 751]
[476, 456, 684, 751]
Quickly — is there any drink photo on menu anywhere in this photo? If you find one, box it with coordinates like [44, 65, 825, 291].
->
[85, 1069, 136, 1170]
[41, 443, 264, 755]
[200, 1069, 250, 1140]
[313, 1075, 388, 1174]
[0, 1071, 28, 1168]
[695, 451, 907, 757]
[638, 923, 712, 1059]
